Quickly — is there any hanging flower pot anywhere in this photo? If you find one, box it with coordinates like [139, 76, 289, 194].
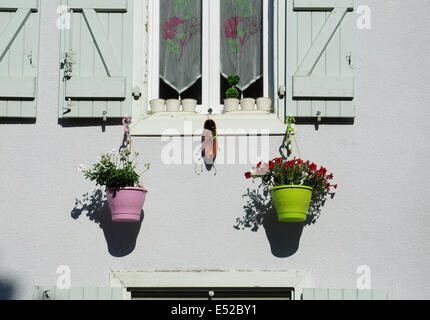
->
[80, 118, 151, 223]
[245, 158, 337, 223]
[107, 187, 148, 222]
[82, 150, 151, 223]
[271, 185, 313, 223]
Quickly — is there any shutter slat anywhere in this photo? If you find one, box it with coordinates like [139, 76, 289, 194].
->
[340, 10, 355, 117]
[0, 0, 38, 10]
[327, 288, 343, 300]
[65, 77, 126, 98]
[69, 287, 85, 300]
[302, 288, 388, 300]
[293, 76, 354, 98]
[294, 0, 354, 11]
[297, 11, 312, 117]
[33, 286, 125, 300]
[0, 77, 36, 98]
[311, 11, 327, 117]
[68, 0, 128, 12]
[342, 289, 358, 300]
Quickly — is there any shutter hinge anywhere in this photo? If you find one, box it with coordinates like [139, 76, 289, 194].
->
[62, 50, 76, 80]
[63, 98, 74, 113]
[346, 52, 355, 70]
[27, 51, 35, 68]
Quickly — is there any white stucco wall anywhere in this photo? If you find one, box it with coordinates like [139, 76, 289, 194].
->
[1, 0, 430, 300]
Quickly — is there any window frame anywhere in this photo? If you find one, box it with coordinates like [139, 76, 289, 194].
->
[131, 0, 287, 136]
[149, 0, 270, 111]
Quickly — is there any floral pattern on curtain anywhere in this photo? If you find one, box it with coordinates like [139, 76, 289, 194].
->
[160, 0, 202, 94]
[221, 0, 262, 90]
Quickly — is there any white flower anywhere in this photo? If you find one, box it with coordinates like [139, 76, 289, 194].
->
[254, 163, 269, 176]
[77, 164, 86, 172]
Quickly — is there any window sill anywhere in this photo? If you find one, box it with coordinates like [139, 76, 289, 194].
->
[131, 112, 287, 136]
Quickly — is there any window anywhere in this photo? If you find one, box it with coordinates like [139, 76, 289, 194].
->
[149, 0, 270, 114]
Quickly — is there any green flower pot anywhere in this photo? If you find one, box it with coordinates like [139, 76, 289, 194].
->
[271, 185, 313, 223]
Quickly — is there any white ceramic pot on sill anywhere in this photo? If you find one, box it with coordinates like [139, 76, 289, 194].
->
[166, 99, 181, 112]
[256, 97, 272, 112]
[224, 98, 240, 112]
[149, 99, 166, 113]
[240, 98, 256, 111]
[182, 99, 197, 113]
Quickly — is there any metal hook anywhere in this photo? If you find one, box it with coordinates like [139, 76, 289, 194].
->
[316, 111, 322, 123]
[346, 53, 355, 70]
[27, 51, 33, 67]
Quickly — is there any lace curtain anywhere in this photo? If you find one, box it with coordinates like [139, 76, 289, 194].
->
[221, 0, 262, 90]
[159, 0, 202, 94]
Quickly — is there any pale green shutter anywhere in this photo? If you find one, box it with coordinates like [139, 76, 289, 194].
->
[0, 0, 40, 118]
[277, 0, 355, 119]
[302, 288, 388, 300]
[33, 286, 127, 300]
[59, 0, 133, 119]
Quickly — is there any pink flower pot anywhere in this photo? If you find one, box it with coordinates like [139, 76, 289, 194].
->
[107, 187, 148, 222]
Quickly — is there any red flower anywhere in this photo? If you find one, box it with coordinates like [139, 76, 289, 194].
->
[287, 160, 295, 167]
[318, 167, 327, 176]
[245, 172, 252, 179]
[224, 16, 243, 39]
[163, 17, 184, 40]
[268, 161, 274, 169]
[333, 184, 338, 189]
[257, 161, 262, 168]
[328, 173, 334, 180]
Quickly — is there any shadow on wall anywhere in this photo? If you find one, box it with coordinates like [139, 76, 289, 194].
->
[71, 189, 143, 257]
[235, 184, 328, 258]
[0, 279, 16, 300]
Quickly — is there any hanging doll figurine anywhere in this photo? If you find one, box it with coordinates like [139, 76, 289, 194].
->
[201, 118, 217, 167]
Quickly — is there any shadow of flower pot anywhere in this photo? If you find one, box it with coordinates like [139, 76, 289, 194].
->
[0, 279, 16, 300]
[235, 185, 304, 258]
[72, 189, 143, 257]
[262, 206, 304, 258]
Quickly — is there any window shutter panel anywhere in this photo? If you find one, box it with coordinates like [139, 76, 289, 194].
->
[0, 0, 40, 118]
[301, 288, 388, 300]
[278, 0, 355, 118]
[59, 0, 133, 118]
[33, 286, 127, 300]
